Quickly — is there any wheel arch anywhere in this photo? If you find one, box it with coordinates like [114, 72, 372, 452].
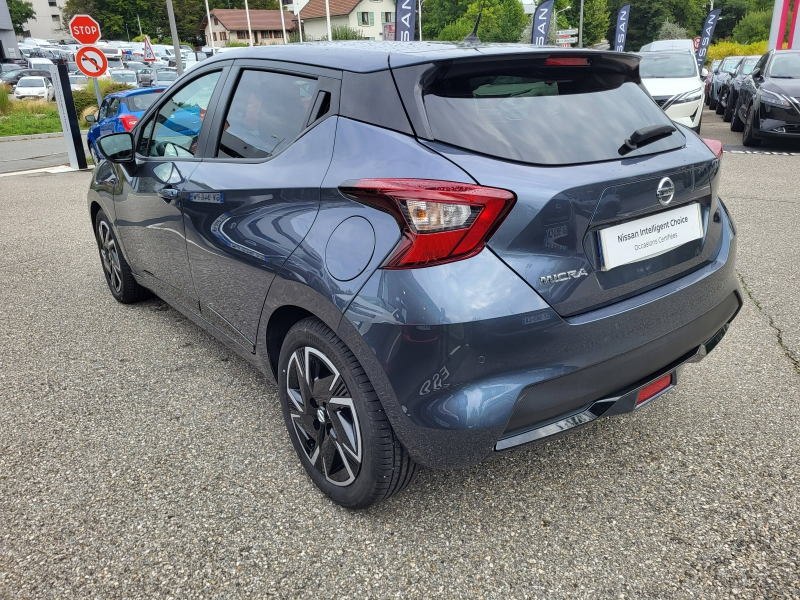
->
[264, 305, 315, 380]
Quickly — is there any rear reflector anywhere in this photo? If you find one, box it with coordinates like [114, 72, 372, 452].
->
[340, 179, 515, 269]
[702, 138, 723, 159]
[636, 374, 672, 406]
[118, 113, 139, 132]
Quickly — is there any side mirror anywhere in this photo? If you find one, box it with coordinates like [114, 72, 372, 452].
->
[701, 67, 708, 78]
[751, 67, 761, 78]
[97, 132, 134, 163]
[85, 114, 96, 123]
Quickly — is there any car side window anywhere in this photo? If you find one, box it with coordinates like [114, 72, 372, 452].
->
[98, 100, 109, 120]
[107, 98, 121, 117]
[141, 70, 221, 158]
[754, 54, 769, 76]
[216, 69, 317, 160]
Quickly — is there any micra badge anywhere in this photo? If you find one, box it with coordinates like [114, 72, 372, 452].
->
[539, 268, 589, 285]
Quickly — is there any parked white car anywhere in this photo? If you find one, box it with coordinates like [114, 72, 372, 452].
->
[69, 74, 88, 91]
[638, 50, 705, 133]
[14, 76, 55, 101]
[640, 39, 697, 52]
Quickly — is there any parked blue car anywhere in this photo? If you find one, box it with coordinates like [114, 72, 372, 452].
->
[85, 87, 166, 161]
[88, 43, 741, 508]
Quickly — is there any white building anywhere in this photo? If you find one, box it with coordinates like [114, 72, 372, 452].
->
[199, 8, 297, 47]
[17, 0, 67, 41]
[298, 0, 395, 41]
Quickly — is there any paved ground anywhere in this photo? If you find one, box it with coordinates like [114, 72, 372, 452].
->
[1, 108, 799, 598]
[0, 134, 88, 174]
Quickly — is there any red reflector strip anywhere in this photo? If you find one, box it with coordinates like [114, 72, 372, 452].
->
[636, 374, 672, 406]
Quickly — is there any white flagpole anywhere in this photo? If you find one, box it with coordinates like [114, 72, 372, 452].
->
[279, 3, 288, 44]
[245, 0, 254, 46]
[325, 0, 332, 40]
[418, 0, 422, 40]
[204, 1, 215, 50]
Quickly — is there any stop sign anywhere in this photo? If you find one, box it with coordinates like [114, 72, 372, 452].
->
[68, 15, 101, 45]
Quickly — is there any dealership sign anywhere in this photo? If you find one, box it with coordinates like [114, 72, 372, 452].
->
[696, 9, 720, 71]
[614, 4, 630, 52]
[531, 0, 554, 45]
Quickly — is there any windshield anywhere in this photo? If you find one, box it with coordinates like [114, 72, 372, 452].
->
[100, 48, 119, 55]
[17, 78, 43, 87]
[111, 72, 136, 83]
[126, 92, 161, 111]
[639, 53, 697, 78]
[423, 58, 684, 166]
[69, 75, 87, 84]
[741, 57, 759, 75]
[157, 70, 177, 81]
[721, 56, 742, 74]
[769, 53, 800, 78]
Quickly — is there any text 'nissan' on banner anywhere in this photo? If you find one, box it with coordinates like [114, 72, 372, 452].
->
[696, 9, 721, 72]
[531, 0, 554, 46]
[395, 0, 416, 41]
[614, 4, 630, 52]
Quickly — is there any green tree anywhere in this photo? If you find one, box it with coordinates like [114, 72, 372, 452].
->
[657, 18, 688, 39]
[580, 0, 610, 46]
[423, 0, 471, 40]
[437, 0, 527, 42]
[8, 0, 36, 35]
[732, 10, 772, 43]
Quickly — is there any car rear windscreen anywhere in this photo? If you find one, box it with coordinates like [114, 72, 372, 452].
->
[639, 53, 697, 78]
[422, 57, 685, 166]
[126, 93, 161, 111]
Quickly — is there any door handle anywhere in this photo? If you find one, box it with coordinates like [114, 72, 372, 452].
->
[158, 187, 179, 201]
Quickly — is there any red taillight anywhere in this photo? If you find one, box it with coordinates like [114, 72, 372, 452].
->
[340, 179, 516, 269]
[636, 374, 672, 406]
[544, 57, 590, 66]
[118, 114, 139, 132]
[702, 138, 723, 159]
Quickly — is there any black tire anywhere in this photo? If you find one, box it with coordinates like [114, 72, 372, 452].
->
[715, 92, 726, 115]
[709, 96, 718, 110]
[94, 210, 151, 303]
[742, 104, 762, 147]
[278, 317, 417, 508]
[723, 99, 734, 122]
[730, 102, 745, 132]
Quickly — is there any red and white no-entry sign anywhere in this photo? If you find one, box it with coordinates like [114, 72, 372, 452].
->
[75, 46, 108, 78]
[68, 14, 102, 45]
[693, 36, 701, 51]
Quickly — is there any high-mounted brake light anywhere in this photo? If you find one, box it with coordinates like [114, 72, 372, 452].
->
[544, 57, 590, 66]
[118, 113, 139, 132]
[702, 138, 723, 159]
[340, 179, 516, 269]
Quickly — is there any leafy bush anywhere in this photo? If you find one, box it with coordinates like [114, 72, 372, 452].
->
[225, 40, 248, 47]
[706, 40, 771, 62]
[314, 25, 365, 41]
[657, 19, 688, 40]
[438, 20, 473, 41]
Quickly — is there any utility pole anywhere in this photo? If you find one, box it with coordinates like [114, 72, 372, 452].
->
[137, 15, 143, 37]
[165, 0, 183, 75]
[279, 2, 288, 44]
[578, 0, 585, 47]
[325, 0, 332, 40]
[418, 0, 422, 40]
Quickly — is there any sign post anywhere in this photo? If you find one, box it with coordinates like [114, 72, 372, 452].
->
[49, 62, 87, 170]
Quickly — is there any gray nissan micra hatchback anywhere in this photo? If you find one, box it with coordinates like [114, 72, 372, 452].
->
[88, 42, 740, 507]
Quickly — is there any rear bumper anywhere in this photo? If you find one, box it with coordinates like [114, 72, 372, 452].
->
[339, 203, 740, 469]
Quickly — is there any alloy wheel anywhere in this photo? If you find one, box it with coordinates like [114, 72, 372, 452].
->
[97, 220, 122, 294]
[286, 347, 362, 487]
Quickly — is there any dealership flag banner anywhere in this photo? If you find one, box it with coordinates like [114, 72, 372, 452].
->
[696, 9, 721, 71]
[395, 0, 416, 41]
[614, 4, 630, 52]
[531, 0, 554, 45]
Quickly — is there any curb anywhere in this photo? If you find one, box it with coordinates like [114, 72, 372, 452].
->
[0, 131, 88, 143]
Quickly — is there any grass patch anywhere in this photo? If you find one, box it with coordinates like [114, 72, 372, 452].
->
[0, 100, 63, 136]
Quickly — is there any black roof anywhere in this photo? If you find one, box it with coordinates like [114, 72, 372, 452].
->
[203, 41, 637, 73]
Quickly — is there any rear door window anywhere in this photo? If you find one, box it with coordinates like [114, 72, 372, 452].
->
[422, 57, 685, 166]
[215, 69, 317, 159]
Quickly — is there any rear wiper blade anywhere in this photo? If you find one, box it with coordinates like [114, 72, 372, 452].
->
[619, 124, 676, 155]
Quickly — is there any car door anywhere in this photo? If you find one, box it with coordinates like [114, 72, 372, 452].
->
[99, 98, 120, 137]
[181, 62, 340, 350]
[738, 53, 770, 122]
[113, 66, 229, 312]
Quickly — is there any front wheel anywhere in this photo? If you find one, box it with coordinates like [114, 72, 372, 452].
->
[742, 105, 762, 147]
[709, 96, 718, 110]
[94, 210, 151, 303]
[715, 92, 726, 115]
[278, 317, 417, 508]
[730, 102, 745, 132]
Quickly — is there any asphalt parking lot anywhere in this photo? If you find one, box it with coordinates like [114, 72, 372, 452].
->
[1, 107, 799, 598]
